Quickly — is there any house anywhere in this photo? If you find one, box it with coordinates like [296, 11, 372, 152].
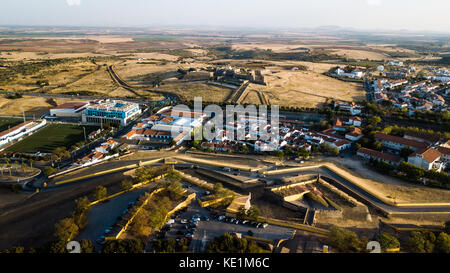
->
[331, 139, 351, 151]
[403, 131, 440, 146]
[408, 147, 443, 171]
[334, 101, 362, 115]
[437, 146, 450, 166]
[387, 61, 404, 67]
[357, 148, 403, 166]
[345, 127, 363, 141]
[88, 129, 102, 140]
[374, 133, 429, 151]
[332, 118, 346, 132]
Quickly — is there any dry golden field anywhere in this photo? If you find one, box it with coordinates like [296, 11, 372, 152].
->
[244, 64, 364, 107]
[0, 96, 88, 117]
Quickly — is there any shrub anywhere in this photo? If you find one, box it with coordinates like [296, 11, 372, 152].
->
[373, 232, 400, 251]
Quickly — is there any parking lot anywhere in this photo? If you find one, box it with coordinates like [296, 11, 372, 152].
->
[152, 181, 295, 253]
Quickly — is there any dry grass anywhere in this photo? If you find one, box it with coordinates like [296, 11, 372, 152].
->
[245, 67, 364, 107]
[331, 49, 388, 60]
[0, 96, 86, 117]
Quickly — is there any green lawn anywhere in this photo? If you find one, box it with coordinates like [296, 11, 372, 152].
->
[0, 117, 24, 132]
[6, 124, 99, 153]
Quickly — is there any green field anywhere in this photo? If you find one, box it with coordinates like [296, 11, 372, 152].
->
[0, 117, 24, 132]
[6, 124, 99, 153]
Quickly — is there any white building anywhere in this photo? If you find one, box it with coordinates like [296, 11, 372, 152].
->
[0, 120, 47, 148]
[407, 147, 443, 171]
[50, 102, 89, 118]
[387, 61, 404, 67]
[82, 99, 141, 126]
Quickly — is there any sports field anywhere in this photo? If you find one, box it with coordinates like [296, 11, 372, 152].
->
[6, 124, 99, 153]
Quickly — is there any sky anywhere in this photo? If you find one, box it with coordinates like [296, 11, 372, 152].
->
[1, 0, 449, 33]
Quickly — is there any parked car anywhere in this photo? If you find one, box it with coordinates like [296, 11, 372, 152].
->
[218, 215, 225, 221]
[242, 220, 249, 225]
[256, 223, 262, 228]
[104, 228, 111, 234]
[235, 220, 240, 225]
[247, 230, 254, 236]
[180, 219, 188, 224]
[262, 223, 269, 228]
[223, 167, 231, 172]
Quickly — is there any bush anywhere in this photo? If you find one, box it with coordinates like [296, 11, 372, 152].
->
[94, 185, 107, 200]
[407, 231, 436, 253]
[120, 180, 133, 191]
[328, 226, 367, 253]
[102, 239, 144, 253]
[43, 166, 57, 176]
[373, 232, 400, 251]
[207, 233, 265, 253]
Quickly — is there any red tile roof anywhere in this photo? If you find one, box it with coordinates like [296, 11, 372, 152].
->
[438, 146, 450, 156]
[357, 148, 402, 163]
[374, 133, 429, 149]
[409, 147, 441, 163]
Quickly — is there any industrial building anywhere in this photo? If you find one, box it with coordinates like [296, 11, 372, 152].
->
[49, 102, 89, 118]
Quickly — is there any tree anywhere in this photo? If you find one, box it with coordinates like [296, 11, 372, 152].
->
[236, 206, 247, 220]
[296, 148, 310, 158]
[207, 233, 265, 253]
[328, 226, 366, 253]
[213, 183, 224, 195]
[43, 166, 57, 176]
[373, 232, 400, 251]
[80, 239, 95, 253]
[94, 185, 107, 200]
[400, 146, 413, 159]
[407, 231, 436, 253]
[444, 220, 450, 235]
[368, 116, 381, 125]
[436, 232, 450, 253]
[120, 179, 133, 191]
[246, 206, 260, 222]
[398, 162, 425, 182]
[54, 218, 79, 242]
[75, 196, 90, 214]
[102, 239, 144, 253]
[240, 145, 249, 154]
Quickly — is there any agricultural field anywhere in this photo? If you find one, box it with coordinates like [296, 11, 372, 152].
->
[5, 124, 99, 153]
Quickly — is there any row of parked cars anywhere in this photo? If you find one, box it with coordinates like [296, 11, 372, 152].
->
[215, 215, 269, 228]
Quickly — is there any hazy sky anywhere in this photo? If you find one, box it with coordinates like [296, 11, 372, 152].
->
[1, 0, 449, 33]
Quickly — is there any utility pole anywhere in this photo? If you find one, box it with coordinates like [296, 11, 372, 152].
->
[83, 127, 87, 142]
